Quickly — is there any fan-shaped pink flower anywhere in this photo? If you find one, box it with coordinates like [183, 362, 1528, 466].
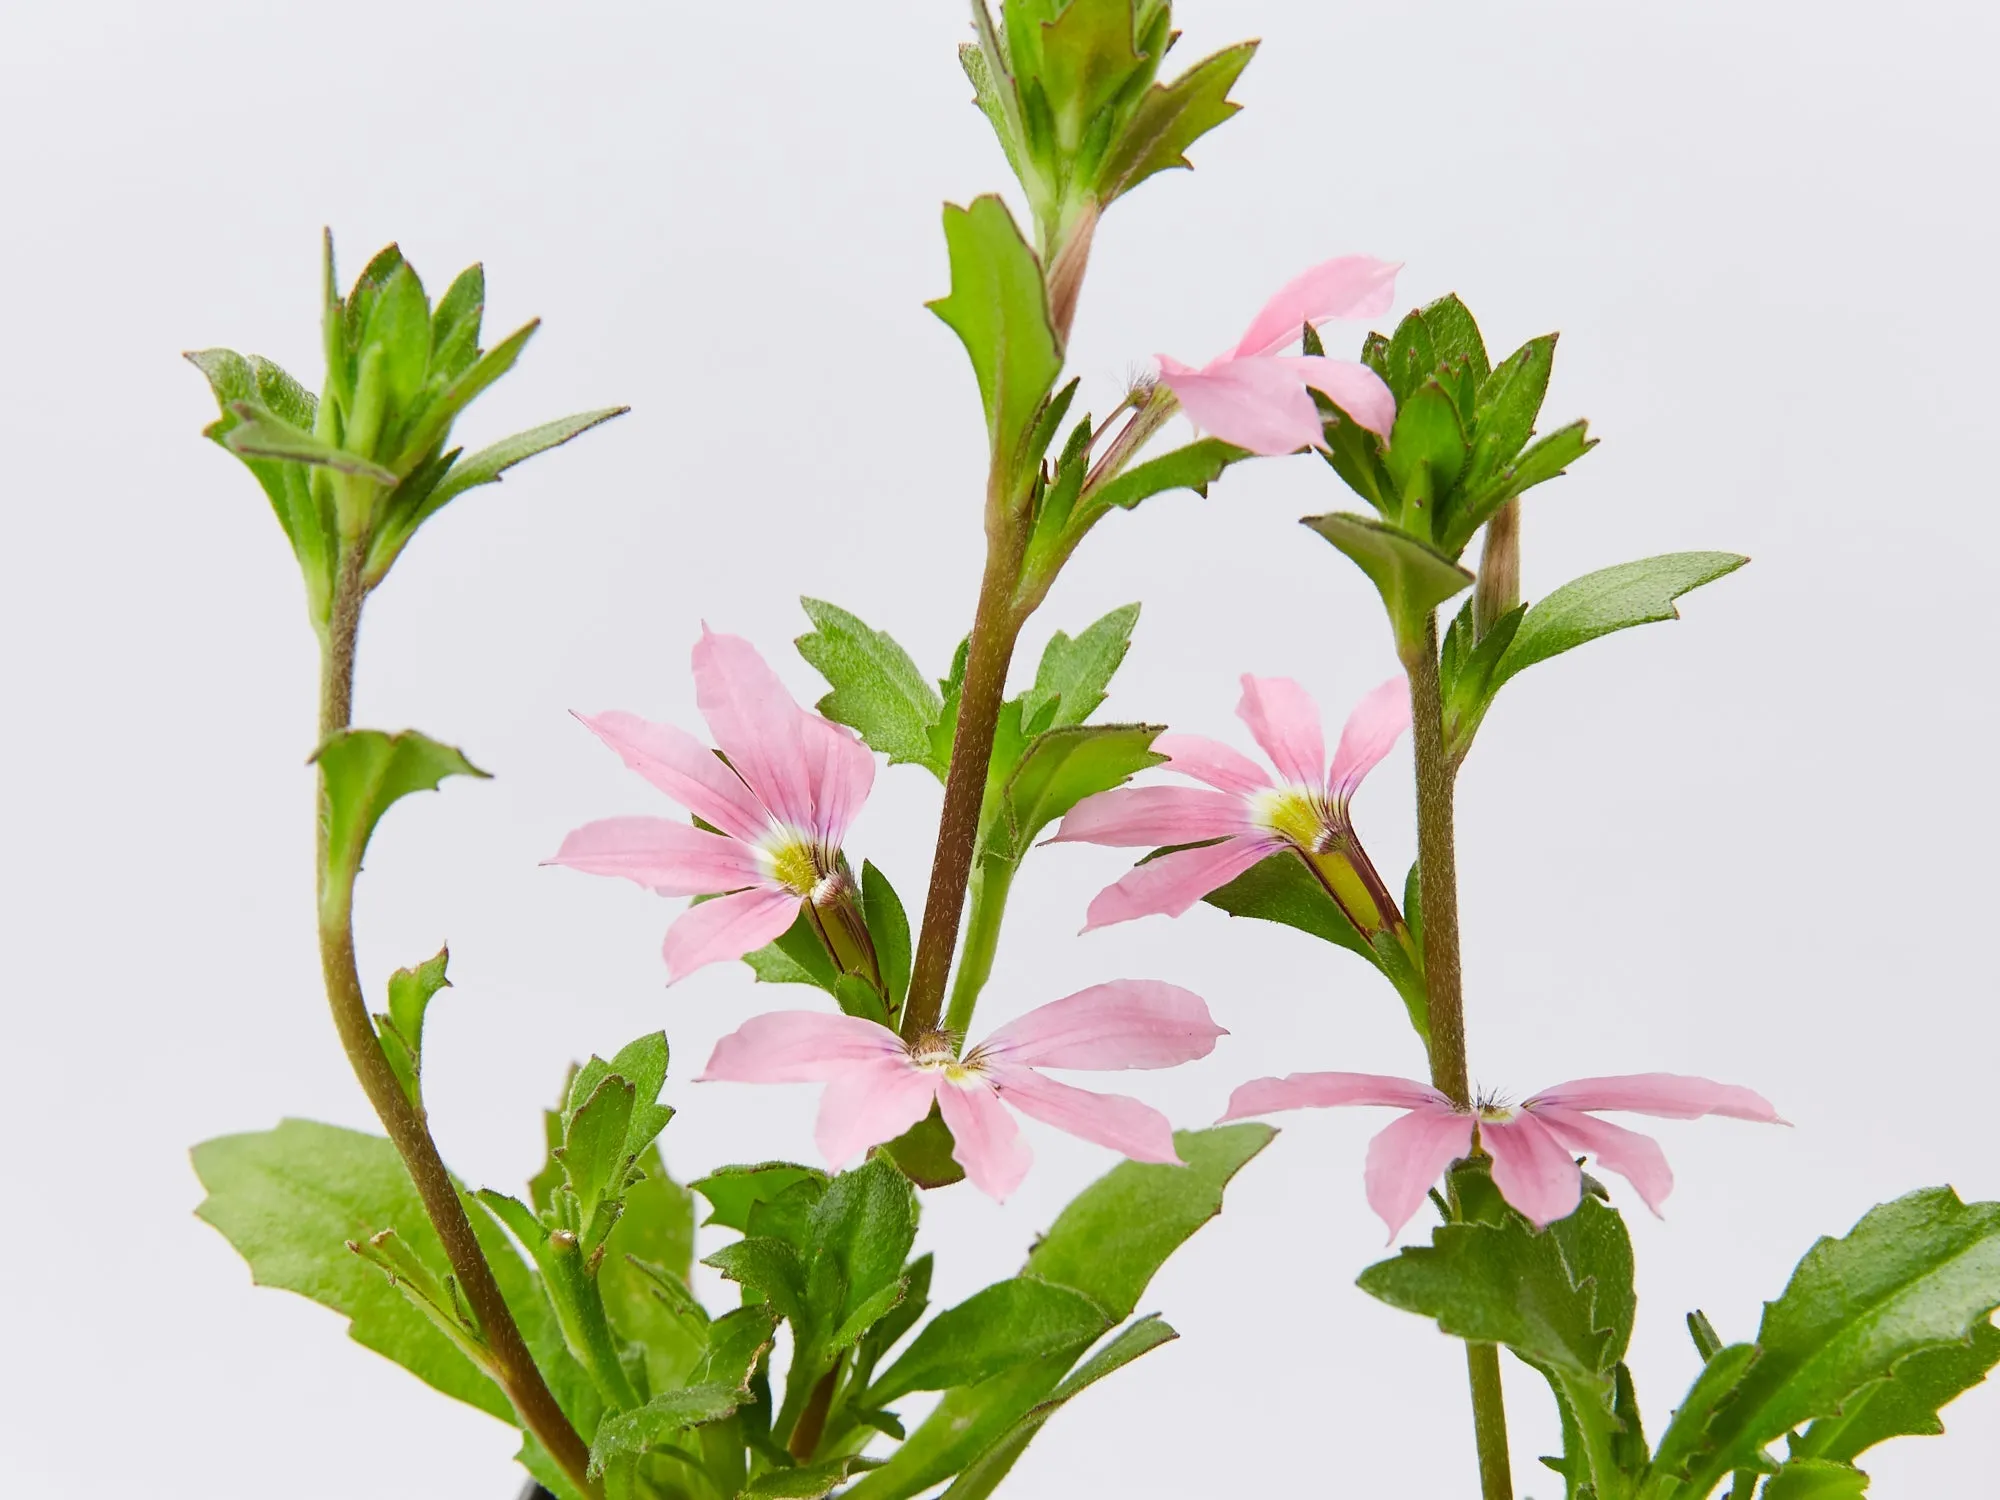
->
[549, 628, 875, 983]
[1052, 674, 1410, 936]
[1155, 255, 1400, 456]
[700, 982, 1226, 1200]
[1220, 1070, 1784, 1238]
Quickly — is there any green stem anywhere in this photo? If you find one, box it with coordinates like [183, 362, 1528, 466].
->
[546, 1232, 641, 1412]
[1405, 611, 1510, 1499]
[900, 517, 1027, 1041]
[315, 545, 599, 1497]
[944, 858, 1016, 1039]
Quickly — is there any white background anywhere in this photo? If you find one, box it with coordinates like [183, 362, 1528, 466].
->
[3, 1, 1995, 1495]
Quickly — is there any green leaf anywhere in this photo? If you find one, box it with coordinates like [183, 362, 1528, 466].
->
[191, 1119, 511, 1420]
[364, 259, 433, 413]
[374, 946, 450, 1107]
[1438, 596, 1525, 763]
[1444, 417, 1597, 553]
[940, 1315, 1180, 1500]
[987, 722, 1165, 863]
[1083, 436, 1243, 516]
[559, 1073, 637, 1242]
[428, 264, 486, 382]
[846, 1127, 1268, 1500]
[1491, 551, 1748, 692]
[369, 407, 628, 576]
[1419, 294, 1490, 388]
[1548, 1194, 1638, 1371]
[1198, 846, 1378, 963]
[314, 729, 489, 902]
[1097, 41, 1257, 203]
[1666, 1188, 2000, 1496]
[1358, 1212, 1612, 1380]
[1301, 511, 1474, 654]
[699, 1302, 782, 1391]
[1382, 379, 1470, 537]
[1644, 1343, 1760, 1486]
[860, 861, 912, 1007]
[1795, 1317, 2000, 1462]
[221, 399, 398, 484]
[1688, 1309, 1726, 1363]
[1378, 308, 1439, 405]
[1018, 603, 1140, 729]
[929, 196, 1062, 475]
[1467, 334, 1555, 479]
[866, 1276, 1113, 1404]
[586, 1382, 751, 1477]
[1762, 1459, 1871, 1499]
[600, 1156, 704, 1396]
[742, 1456, 872, 1499]
[743, 908, 844, 992]
[704, 1238, 807, 1322]
[1036, 0, 1142, 150]
[879, 1105, 969, 1190]
[390, 317, 540, 471]
[802, 1157, 920, 1348]
[796, 600, 943, 771]
[690, 1163, 827, 1233]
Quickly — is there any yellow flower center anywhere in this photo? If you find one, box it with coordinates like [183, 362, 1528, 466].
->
[767, 838, 821, 898]
[1252, 786, 1332, 852]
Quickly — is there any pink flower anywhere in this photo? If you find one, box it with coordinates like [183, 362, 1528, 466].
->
[1220, 1070, 1785, 1238]
[1155, 255, 1400, 456]
[699, 982, 1227, 1200]
[1051, 675, 1411, 936]
[550, 628, 875, 983]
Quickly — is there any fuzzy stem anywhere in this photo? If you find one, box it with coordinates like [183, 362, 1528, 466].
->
[316, 549, 598, 1497]
[901, 520, 1026, 1041]
[1405, 610, 1510, 1499]
[1473, 497, 1521, 641]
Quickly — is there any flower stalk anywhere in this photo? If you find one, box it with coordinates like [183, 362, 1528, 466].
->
[316, 547, 599, 1497]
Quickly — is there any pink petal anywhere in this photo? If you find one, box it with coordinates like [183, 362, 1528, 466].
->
[1155, 734, 1272, 796]
[1220, 1071, 1450, 1121]
[815, 1057, 940, 1168]
[700, 1009, 905, 1083]
[548, 816, 764, 895]
[1528, 1074, 1784, 1124]
[1051, 785, 1255, 847]
[1483, 1112, 1585, 1228]
[1278, 356, 1398, 438]
[1235, 675, 1326, 788]
[1229, 256, 1402, 361]
[797, 712, 874, 847]
[575, 710, 768, 845]
[990, 1064, 1181, 1165]
[1326, 676, 1411, 803]
[1156, 354, 1327, 457]
[938, 1077, 1034, 1201]
[980, 980, 1225, 1071]
[1080, 835, 1273, 931]
[692, 627, 814, 832]
[1533, 1105, 1675, 1218]
[1364, 1107, 1476, 1240]
[660, 884, 800, 983]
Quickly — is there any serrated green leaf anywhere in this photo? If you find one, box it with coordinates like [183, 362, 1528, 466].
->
[1085, 436, 1243, 515]
[796, 600, 943, 770]
[191, 1120, 512, 1420]
[314, 729, 489, 904]
[691, 1163, 828, 1233]
[1301, 511, 1474, 653]
[803, 1158, 919, 1347]
[1097, 41, 1257, 203]
[866, 1276, 1112, 1405]
[1464, 334, 1555, 494]
[600, 1160, 703, 1396]
[369, 407, 627, 578]
[1444, 418, 1596, 553]
[1492, 551, 1748, 692]
[846, 1126, 1268, 1500]
[1645, 1342, 1760, 1485]
[879, 1105, 969, 1190]
[742, 1456, 870, 1499]
[221, 399, 399, 484]
[940, 1315, 1179, 1500]
[1018, 603, 1140, 729]
[699, 1303, 781, 1391]
[1035, 0, 1142, 151]
[1794, 1317, 2000, 1463]
[186, 350, 330, 593]
[1383, 380, 1470, 536]
[704, 1237, 807, 1322]
[1669, 1189, 2000, 1497]
[929, 196, 1062, 476]
[560, 1074, 636, 1239]
[586, 1382, 751, 1477]
[1420, 294, 1491, 388]
[988, 722, 1164, 863]
[375, 946, 450, 1106]
[860, 861, 912, 1007]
